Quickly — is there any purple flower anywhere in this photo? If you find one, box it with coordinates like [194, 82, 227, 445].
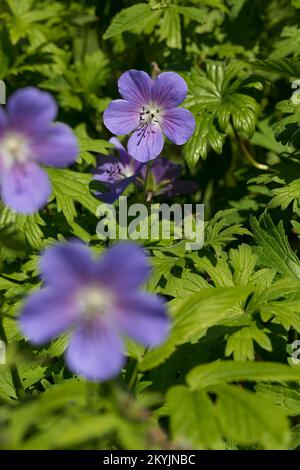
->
[0, 87, 78, 214]
[140, 157, 198, 199]
[92, 137, 142, 204]
[103, 70, 195, 162]
[93, 138, 197, 203]
[19, 241, 170, 381]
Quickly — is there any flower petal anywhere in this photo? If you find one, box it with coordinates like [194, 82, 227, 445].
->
[118, 70, 152, 106]
[93, 155, 121, 183]
[161, 179, 199, 198]
[149, 157, 182, 184]
[96, 243, 150, 290]
[31, 123, 78, 167]
[127, 124, 164, 162]
[103, 99, 140, 135]
[0, 108, 8, 138]
[152, 72, 188, 109]
[40, 241, 95, 290]
[7, 87, 57, 135]
[19, 288, 78, 345]
[93, 178, 135, 204]
[161, 107, 196, 144]
[110, 137, 131, 167]
[117, 293, 170, 347]
[65, 318, 125, 381]
[1, 162, 51, 214]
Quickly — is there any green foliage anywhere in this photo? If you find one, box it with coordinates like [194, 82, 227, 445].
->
[1, 0, 300, 452]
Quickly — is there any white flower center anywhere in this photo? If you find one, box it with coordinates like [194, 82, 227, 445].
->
[77, 286, 114, 318]
[139, 105, 162, 126]
[1, 132, 30, 169]
[121, 165, 134, 178]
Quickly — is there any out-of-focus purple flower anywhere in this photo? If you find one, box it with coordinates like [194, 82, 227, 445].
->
[140, 157, 198, 199]
[0, 87, 78, 214]
[92, 137, 143, 203]
[19, 241, 170, 381]
[103, 70, 195, 163]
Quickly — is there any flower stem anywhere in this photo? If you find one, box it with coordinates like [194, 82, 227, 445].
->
[128, 361, 139, 392]
[232, 125, 269, 171]
[143, 162, 152, 200]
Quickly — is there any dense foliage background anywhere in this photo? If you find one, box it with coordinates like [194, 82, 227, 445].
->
[1, 0, 300, 450]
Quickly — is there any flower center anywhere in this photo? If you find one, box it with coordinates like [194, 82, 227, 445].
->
[77, 286, 114, 318]
[1, 132, 30, 169]
[139, 105, 161, 126]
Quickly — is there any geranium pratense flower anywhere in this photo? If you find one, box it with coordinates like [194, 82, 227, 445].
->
[19, 241, 169, 381]
[103, 70, 195, 162]
[140, 157, 198, 199]
[92, 137, 143, 203]
[93, 138, 197, 203]
[0, 87, 78, 213]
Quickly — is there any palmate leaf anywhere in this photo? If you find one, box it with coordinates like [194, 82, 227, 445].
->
[250, 214, 300, 279]
[139, 286, 252, 370]
[225, 325, 272, 361]
[270, 26, 300, 60]
[184, 62, 261, 164]
[48, 168, 99, 225]
[274, 100, 300, 149]
[0, 205, 45, 256]
[253, 58, 300, 79]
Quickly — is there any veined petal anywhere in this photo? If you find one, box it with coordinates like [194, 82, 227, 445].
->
[117, 293, 170, 347]
[152, 72, 188, 109]
[118, 70, 152, 106]
[31, 123, 78, 167]
[1, 162, 51, 214]
[127, 124, 164, 162]
[161, 108, 196, 144]
[7, 87, 57, 135]
[65, 318, 125, 381]
[103, 99, 140, 135]
[40, 241, 95, 290]
[20, 288, 78, 345]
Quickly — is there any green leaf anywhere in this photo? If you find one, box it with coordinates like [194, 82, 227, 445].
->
[250, 215, 300, 279]
[48, 168, 99, 225]
[103, 4, 154, 39]
[167, 385, 223, 449]
[225, 325, 272, 361]
[175, 6, 206, 24]
[0, 364, 17, 401]
[187, 361, 300, 390]
[140, 286, 252, 370]
[214, 383, 289, 449]
[184, 62, 261, 161]
[158, 7, 181, 49]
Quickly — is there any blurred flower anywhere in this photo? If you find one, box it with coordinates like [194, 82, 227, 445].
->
[0, 87, 78, 214]
[103, 70, 195, 162]
[140, 157, 198, 200]
[20, 241, 169, 381]
[92, 137, 142, 203]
